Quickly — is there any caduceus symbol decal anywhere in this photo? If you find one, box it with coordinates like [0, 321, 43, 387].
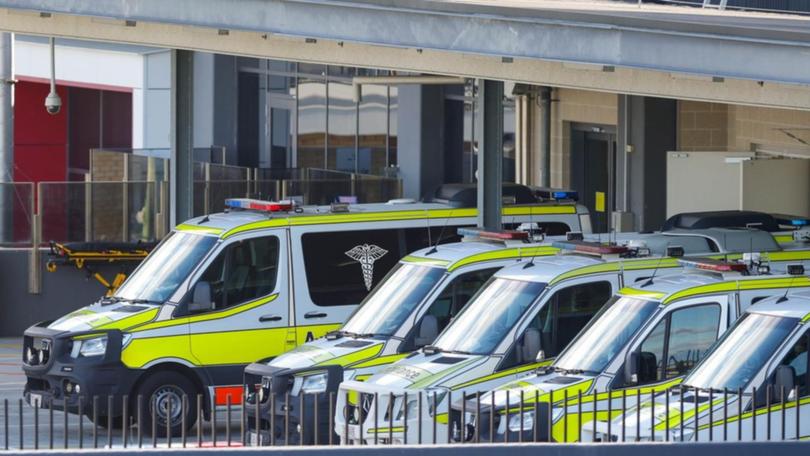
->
[345, 244, 389, 291]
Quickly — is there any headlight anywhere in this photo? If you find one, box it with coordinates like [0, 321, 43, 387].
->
[78, 336, 108, 357]
[300, 373, 327, 394]
[508, 410, 534, 433]
[426, 388, 448, 417]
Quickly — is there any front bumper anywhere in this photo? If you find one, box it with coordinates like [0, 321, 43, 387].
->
[22, 322, 135, 417]
[243, 363, 343, 445]
[334, 383, 451, 445]
[460, 402, 551, 443]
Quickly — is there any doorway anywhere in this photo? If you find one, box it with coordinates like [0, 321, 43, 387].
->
[570, 123, 616, 233]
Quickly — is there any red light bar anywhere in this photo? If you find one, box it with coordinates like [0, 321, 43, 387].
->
[552, 240, 629, 255]
[457, 228, 529, 241]
[225, 198, 294, 212]
[678, 258, 748, 273]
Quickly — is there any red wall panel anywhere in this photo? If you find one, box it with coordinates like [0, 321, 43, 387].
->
[14, 80, 68, 182]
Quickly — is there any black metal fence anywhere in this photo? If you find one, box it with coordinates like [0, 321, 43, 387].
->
[2, 384, 808, 449]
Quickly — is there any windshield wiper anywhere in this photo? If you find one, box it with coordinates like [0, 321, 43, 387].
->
[553, 367, 585, 375]
[422, 345, 444, 355]
[443, 349, 476, 355]
[126, 298, 163, 305]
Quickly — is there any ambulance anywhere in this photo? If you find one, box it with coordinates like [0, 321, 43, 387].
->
[243, 226, 771, 445]
[21, 186, 589, 436]
[462, 260, 810, 443]
[332, 237, 777, 444]
[593, 283, 810, 442]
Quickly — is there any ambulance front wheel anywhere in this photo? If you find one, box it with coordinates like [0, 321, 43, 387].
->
[136, 371, 199, 437]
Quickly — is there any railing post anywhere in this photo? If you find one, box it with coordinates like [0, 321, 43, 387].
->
[28, 182, 42, 294]
[121, 159, 129, 242]
[84, 175, 93, 242]
[204, 162, 211, 215]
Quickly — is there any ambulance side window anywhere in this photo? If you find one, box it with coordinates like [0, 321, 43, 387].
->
[190, 236, 279, 313]
[638, 303, 721, 383]
[772, 331, 810, 398]
[400, 268, 498, 353]
[302, 229, 402, 306]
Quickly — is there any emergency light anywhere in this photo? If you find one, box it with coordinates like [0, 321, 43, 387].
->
[457, 228, 530, 241]
[773, 214, 810, 227]
[225, 198, 294, 212]
[677, 258, 748, 273]
[534, 188, 579, 202]
[552, 240, 629, 255]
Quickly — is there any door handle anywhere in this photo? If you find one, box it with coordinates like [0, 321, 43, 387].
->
[259, 314, 282, 323]
[304, 311, 327, 319]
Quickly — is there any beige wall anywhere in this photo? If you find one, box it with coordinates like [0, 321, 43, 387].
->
[548, 88, 618, 188]
[676, 101, 810, 153]
[677, 101, 728, 151]
[728, 105, 810, 152]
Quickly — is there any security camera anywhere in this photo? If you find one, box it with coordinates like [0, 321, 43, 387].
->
[44, 91, 62, 115]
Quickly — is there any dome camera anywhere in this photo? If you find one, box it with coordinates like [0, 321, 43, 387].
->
[44, 91, 61, 115]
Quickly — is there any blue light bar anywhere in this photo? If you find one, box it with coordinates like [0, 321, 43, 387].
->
[552, 190, 578, 201]
[772, 213, 810, 227]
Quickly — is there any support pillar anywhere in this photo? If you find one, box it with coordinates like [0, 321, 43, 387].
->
[539, 87, 552, 188]
[0, 33, 12, 243]
[477, 80, 503, 230]
[171, 49, 194, 226]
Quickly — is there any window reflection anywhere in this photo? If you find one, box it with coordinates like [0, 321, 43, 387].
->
[359, 83, 388, 174]
[327, 80, 356, 172]
[296, 76, 326, 169]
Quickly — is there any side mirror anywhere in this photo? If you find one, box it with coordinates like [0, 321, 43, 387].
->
[414, 315, 439, 347]
[774, 365, 796, 402]
[535, 350, 546, 363]
[521, 328, 541, 364]
[189, 281, 213, 313]
[625, 351, 639, 384]
[625, 351, 657, 384]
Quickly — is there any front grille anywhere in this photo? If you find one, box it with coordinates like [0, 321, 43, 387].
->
[359, 393, 374, 416]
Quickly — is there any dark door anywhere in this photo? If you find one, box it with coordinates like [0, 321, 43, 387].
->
[571, 126, 616, 233]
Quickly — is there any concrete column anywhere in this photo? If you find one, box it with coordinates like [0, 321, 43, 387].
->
[171, 49, 194, 225]
[0, 33, 12, 243]
[623, 95, 677, 232]
[477, 80, 503, 230]
[539, 87, 552, 188]
[398, 84, 445, 200]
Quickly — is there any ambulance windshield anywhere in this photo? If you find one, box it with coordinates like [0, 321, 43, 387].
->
[115, 232, 217, 303]
[554, 296, 660, 374]
[341, 263, 445, 337]
[433, 278, 545, 355]
[684, 313, 797, 391]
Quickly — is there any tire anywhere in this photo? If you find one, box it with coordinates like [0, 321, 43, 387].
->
[135, 371, 199, 437]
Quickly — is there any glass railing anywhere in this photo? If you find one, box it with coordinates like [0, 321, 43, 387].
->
[37, 181, 168, 244]
[0, 182, 34, 247]
[192, 177, 402, 216]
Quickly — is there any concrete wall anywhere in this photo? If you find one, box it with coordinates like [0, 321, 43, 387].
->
[0, 249, 122, 337]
